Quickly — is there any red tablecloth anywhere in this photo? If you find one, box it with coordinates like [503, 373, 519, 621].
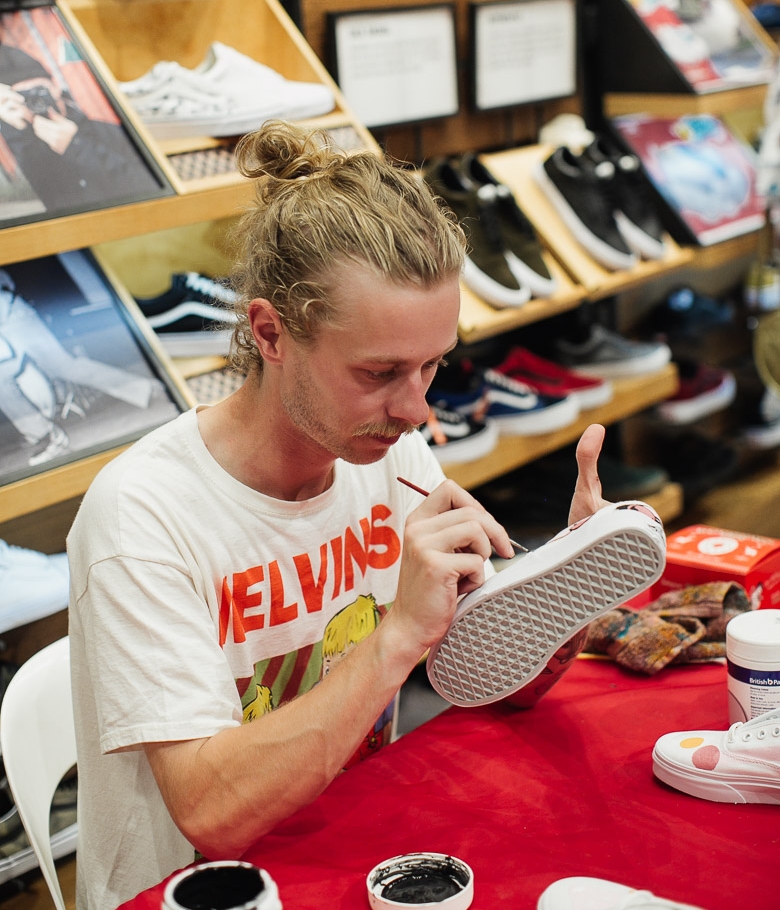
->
[119, 659, 777, 910]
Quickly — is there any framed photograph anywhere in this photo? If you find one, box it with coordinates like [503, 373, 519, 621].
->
[0, 248, 190, 487]
[470, 0, 577, 111]
[0, 2, 173, 229]
[327, 5, 459, 129]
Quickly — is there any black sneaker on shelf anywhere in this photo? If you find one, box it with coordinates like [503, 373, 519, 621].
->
[535, 146, 638, 272]
[583, 136, 668, 261]
[654, 429, 739, 501]
[135, 272, 239, 357]
[457, 152, 557, 298]
[420, 403, 499, 464]
[422, 158, 531, 309]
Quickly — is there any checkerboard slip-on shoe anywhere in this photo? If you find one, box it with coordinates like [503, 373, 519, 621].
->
[583, 136, 669, 261]
[426, 500, 666, 707]
[538, 877, 706, 910]
[422, 159, 531, 309]
[120, 41, 335, 140]
[535, 147, 638, 272]
[420, 404, 499, 465]
[652, 709, 780, 804]
[458, 153, 558, 299]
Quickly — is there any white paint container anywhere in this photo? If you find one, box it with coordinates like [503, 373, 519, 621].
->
[727, 609, 780, 723]
[163, 861, 282, 910]
[367, 853, 474, 910]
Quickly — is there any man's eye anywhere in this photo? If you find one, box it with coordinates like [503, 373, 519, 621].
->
[366, 369, 395, 380]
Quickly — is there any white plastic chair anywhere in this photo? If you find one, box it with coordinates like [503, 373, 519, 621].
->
[0, 637, 75, 910]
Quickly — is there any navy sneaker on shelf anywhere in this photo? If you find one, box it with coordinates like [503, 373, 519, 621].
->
[422, 158, 531, 309]
[420, 403, 499, 464]
[457, 153, 557, 298]
[583, 136, 668, 261]
[430, 365, 579, 437]
[426, 499, 666, 707]
[644, 286, 738, 345]
[535, 146, 638, 272]
[554, 325, 672, 379]
[135, 271, 239, 357]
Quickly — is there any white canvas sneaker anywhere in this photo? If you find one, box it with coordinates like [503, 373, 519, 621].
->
[426, 501, 666, 707]
[652, 709, 780, 804]
[0, 540, 69, 634]
[538, 877, 706, 910]
[120, 42, 335, 140]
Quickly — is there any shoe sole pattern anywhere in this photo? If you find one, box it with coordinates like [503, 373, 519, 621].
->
[652, 750, 780, 805]
[427, 521, 664, 707]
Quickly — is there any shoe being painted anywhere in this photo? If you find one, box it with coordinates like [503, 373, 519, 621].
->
[426, 500, 666, 707]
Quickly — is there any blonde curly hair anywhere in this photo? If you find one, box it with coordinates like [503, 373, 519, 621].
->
[227, 121, 466, 375]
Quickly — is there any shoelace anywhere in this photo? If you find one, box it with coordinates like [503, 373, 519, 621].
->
[727, 710, 780, 743]
[474, 185, 508, 252]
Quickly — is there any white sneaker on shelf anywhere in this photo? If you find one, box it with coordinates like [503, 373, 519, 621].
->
[120, 42, 335, 140]
[538, 877, 707, 910]
[426, 500, 666, 707]
[0, 540, 69, 634]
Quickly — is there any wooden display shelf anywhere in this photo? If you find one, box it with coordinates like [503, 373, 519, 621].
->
[479, 145, 695, 299]
[604, 83, 770, 120]
[458, 258, 585, 345]
[442, 363, 679, 489]
[0, 0, 377, 268]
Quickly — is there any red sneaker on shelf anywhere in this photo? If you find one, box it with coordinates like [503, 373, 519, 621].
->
[494, 346, 613, 410]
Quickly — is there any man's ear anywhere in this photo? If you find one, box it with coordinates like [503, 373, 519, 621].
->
[248, 298, 285, 365]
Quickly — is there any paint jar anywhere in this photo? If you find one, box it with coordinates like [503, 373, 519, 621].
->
[163, 861, 282, 910]
[366, 852, 474, 910]
[726, 609, 780, 724]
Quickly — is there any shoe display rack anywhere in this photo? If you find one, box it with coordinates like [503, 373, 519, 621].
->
[0, 0, 770, 546]
[0, 0, 379, 533]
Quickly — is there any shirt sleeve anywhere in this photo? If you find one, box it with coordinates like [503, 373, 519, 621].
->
[75, 554, 243, 755]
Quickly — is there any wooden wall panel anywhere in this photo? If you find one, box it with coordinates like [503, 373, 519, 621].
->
[292, 0, 583, 164]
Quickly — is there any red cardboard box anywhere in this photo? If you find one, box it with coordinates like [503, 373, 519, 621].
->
[653, 525, 780, 610]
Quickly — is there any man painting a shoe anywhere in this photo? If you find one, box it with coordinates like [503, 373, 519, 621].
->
[68, 120, 609, 910]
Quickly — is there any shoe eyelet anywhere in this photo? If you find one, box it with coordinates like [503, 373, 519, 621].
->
[757, 729, 767, 739]
[774, 727, 780, 737]
[742, 733, 752, 741]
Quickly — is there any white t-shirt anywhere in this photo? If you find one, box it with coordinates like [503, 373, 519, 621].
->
[67, 407, 444, 910]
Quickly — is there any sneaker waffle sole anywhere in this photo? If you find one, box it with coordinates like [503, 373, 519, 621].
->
[427, 525, 664, 707]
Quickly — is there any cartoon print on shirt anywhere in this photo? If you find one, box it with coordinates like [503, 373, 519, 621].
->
[238, 593, 394, 765]
[322, 594, 394, 766]
[243, 684, 273, 723]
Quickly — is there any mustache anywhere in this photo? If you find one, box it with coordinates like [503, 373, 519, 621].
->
[353, 421, 419, 438]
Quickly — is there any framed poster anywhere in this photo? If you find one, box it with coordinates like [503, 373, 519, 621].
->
[327, 5, 459, 129]
[0, 249, 190, 487]
[470, 0, 577, 111]
[0, 2, 173, 229]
